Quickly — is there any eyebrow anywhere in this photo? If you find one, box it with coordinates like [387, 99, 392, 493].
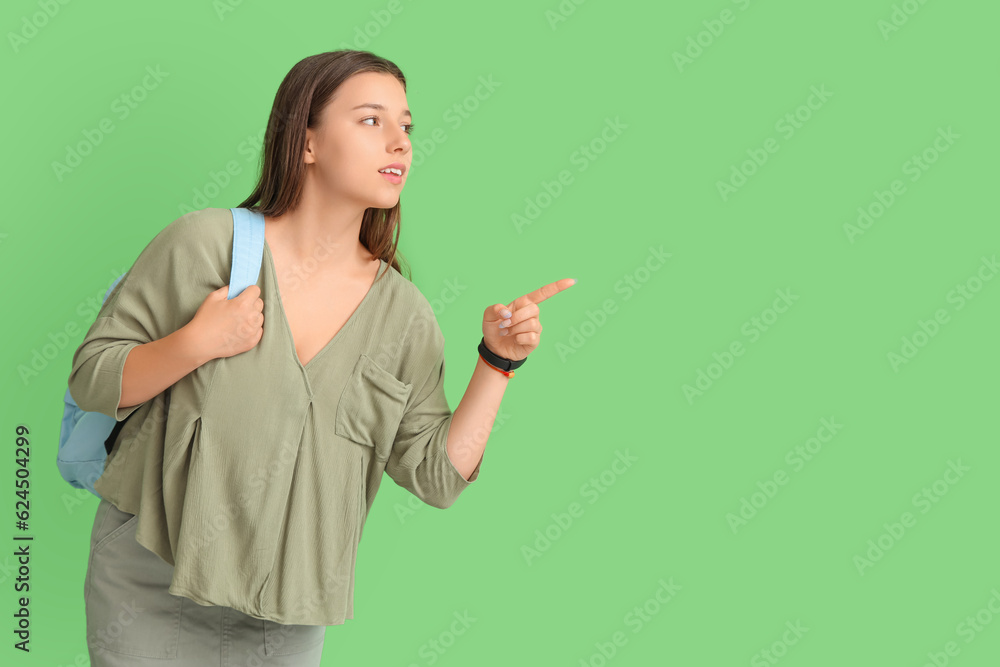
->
[352, 103, 412, 118]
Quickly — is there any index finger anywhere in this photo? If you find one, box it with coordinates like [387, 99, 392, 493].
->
[523, 278, 577, 305]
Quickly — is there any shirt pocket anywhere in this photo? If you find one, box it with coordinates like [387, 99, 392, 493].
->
[335, 354, 412, 461]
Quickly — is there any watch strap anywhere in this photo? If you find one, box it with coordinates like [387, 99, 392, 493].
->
[478, 337, 526, 372]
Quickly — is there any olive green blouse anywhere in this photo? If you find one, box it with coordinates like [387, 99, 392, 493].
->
[67, 207, 482, 626]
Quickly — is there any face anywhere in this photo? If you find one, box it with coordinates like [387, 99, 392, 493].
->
[303, 71, 413, 210]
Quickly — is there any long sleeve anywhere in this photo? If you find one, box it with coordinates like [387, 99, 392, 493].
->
[384, 340, 482, 509]
[67, 211, 227, 421]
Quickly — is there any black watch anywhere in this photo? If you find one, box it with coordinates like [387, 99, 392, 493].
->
[478, 337, 526, 371]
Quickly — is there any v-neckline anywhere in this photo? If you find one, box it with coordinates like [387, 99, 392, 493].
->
[262, 239, 387, 372]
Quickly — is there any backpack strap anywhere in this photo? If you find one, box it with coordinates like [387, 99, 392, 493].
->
[105, 273, 126, 302]
[228, 207, 266, 300]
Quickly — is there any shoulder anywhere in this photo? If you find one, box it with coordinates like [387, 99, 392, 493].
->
[384, 266, 442, 328]
[132, 208, 234, 276]
[382, 265, 446, 352]
[122, 208, 235, 295]
[151, 207, 233, 251]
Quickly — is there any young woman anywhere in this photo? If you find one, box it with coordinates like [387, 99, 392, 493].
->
[69, 49, 574, 665]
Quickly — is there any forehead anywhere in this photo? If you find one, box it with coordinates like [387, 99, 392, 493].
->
[329, 71, 408, 113]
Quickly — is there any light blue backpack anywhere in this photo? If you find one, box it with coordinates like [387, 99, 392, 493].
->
[58, 208, 266, 498]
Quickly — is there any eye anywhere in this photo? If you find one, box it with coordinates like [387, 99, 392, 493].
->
[362, 116, 415, 135]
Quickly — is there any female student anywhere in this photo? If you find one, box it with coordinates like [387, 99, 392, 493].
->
[68, 49, 575, 666]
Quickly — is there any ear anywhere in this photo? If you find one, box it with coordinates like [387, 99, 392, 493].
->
[303, 127, 317, 165]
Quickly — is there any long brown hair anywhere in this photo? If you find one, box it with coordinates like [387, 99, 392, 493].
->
[237, 49, 410, 283]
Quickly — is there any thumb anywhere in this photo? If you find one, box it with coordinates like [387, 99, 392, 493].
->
[207, 285, 233, 302]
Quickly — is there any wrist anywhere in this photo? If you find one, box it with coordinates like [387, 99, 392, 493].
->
[477, 354, 513, 380]
[175, 322, 213, 368]
[478, 337, 525, 377]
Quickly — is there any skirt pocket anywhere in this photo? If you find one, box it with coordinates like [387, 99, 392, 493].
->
[85, 500, 182, 659]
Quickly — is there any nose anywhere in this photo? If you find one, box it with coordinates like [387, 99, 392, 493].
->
[390, 126, 411, 152]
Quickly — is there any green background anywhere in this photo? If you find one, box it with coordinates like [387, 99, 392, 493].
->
[2, 0, 998, 664]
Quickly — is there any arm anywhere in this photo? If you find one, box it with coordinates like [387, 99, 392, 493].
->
[118, 325, 211, 411]
[383, 277, 571, 506]
[67, 210, 236, 421]
[445, 355, 510, 480]
[384, 342, 489, 509]
[442, 277, 575, 477]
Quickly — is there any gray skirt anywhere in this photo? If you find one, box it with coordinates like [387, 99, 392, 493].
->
[84, 498, 326, 666]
